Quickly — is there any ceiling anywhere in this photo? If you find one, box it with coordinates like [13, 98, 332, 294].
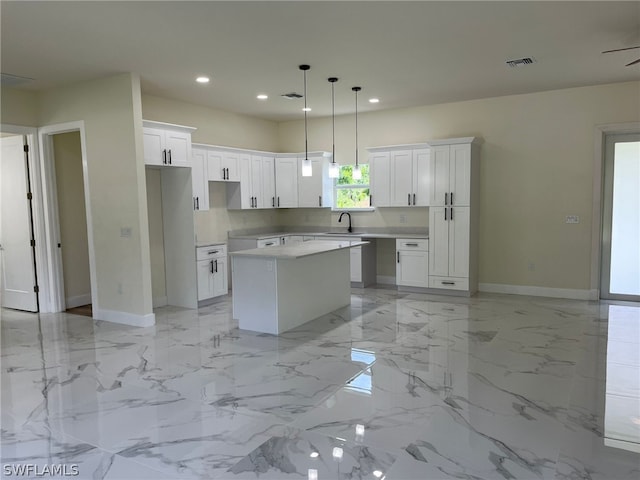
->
[2, 1, 639, 121]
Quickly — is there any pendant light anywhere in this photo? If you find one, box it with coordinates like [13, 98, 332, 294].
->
[328, 77, 340, 178]
[300, 64, 312, 177]
[352, 86, 362, 180]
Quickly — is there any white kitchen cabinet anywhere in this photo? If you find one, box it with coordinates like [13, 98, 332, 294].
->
[426, 137, 480, 294]
[262, 156, 276, 208]
[297, 153, 334, 208]
[396, 238, 429, 288]
[143, 121, 195, 167]
[227, 154, 276, 210]
[257, 237, 281, 248]
[207, 149, 240, 182]
[275, 156, 298, 208]
[282, 235, 304, 245]
[368, 144, 430, 207]
[196, 244, 228, 303]
[350, 247, 362, 283]
[191, 147, 209, 211]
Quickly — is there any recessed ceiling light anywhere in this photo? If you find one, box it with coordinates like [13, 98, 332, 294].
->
[369, 98, 380, 104]
[302, 107, 312, 112]
[196, 76, 210, 84]
[257, 94, 268, 100]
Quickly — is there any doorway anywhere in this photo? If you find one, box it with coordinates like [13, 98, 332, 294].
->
[601, 133, 640, 301]
[0, 133, 39, 312]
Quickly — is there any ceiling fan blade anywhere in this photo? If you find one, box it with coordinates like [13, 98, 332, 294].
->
[602, 46, 640, 54]
[625, 58, 640, 66]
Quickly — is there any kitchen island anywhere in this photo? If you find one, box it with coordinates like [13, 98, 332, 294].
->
[231, 240, 365, 334]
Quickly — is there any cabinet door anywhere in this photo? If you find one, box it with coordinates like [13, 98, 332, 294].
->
[237, 155, 252, 209]
[191, 148, 209, 211]
[143, 128, 165, 166]
[165, 130, 190, 167]
[350, 247, 362, 282]
[224, 153, 241, 181]
[275, 157, 298, 208]
[212, 258, 228, 297]
[369, 151, 391, 207]
[450, 144, 471, 206]
[197, 260, 214, 301]
[448, 207, 470, 278]
[298, 157, 323, 207]
[261, 156, 276, 208]
[429, 207, 450, 277]
[429, 146, 451, 206]
[207, 150, 224, 181]
[390, 150, 413, 206]
[397, 250, 428, 287]
[250, 156, 263, 208]
[413, 149, 430, 206]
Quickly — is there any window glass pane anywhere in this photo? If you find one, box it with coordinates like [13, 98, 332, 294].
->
[336, 187, 370, 208]
[337, 164, 369, 185]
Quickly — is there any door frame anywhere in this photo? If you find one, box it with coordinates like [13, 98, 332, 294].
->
[0, 124, 46, 311]
[38, 121, 97, 314]
[590, 122, 640, 300]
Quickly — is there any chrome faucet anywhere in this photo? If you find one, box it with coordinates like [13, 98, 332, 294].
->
[338, 212, 352, 233]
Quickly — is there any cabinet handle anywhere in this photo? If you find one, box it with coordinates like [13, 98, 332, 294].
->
[442, 281, 455, 285]
[319, 195, 322, 207]
[210, 260, 214, 274]
[413, 193, 416, 205]
[168, 149, 172, 165]
[163, 149, 167, 164]
[265, 242, 274, 246]
[214, 259, 218, 273]
[405, 243, 419, 247]
[193, 197, 197, 210]
[208, 250, 219, 255]
[408, 193, 411, 206]
[250, 196, 254, 208]
[196, 197, 200, 210]
[370, 195, 373, 207]
[445, 192, 448, 205]
[450, 192, 454, 205]
[272, 197, 275, 207]
[277, 197, 280, 207]
[450, 207, 453, 220]
[445, 208, 448, 221]
[397, 251, 400, 263]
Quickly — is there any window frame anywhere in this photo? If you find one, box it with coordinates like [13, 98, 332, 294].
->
[332, 164, 374, 212]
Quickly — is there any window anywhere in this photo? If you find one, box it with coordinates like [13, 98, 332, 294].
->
[334, 164, 371, 209]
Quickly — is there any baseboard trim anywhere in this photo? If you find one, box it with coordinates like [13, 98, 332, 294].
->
[479, 283, 598, 301]
[153, 296, 168, 308]
[94, 308, 156, 327]
[376, 275, 396, 285]
[65, 294, 91, 309]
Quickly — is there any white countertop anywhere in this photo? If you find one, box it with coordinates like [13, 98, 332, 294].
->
[230, 240, 368, 259]
[196, 242, 226, 248]
[229, 231, 428, 240]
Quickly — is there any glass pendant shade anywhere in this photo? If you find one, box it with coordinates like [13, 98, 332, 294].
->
[301, 157, 312, 177]
[328, 161, 340, 178]
[352, 164, 362, 180]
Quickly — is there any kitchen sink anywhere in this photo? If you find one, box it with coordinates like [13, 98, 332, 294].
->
[323, 232, 361, 235]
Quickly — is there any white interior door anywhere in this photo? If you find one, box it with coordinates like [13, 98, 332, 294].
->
[0, 135, 38, 311]
[601, 133, 640, 301]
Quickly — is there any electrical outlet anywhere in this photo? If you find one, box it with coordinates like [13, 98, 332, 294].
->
[565, 215, 580, 224]
[120, 227, 132, 238]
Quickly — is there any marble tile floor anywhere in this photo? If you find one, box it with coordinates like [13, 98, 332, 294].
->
[1, 288, 639, 479]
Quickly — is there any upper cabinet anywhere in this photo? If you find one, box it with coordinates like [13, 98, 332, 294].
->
[428, 139, 476, 207]
[274, 155, 299, 208]
[143, 120, 195, 167]
[227, 153, 276, 209]
[207, 150, 240, 182]
[191, 147, 210, 211]
[368, 144, 430, 207]
[296, 153, 334, 208]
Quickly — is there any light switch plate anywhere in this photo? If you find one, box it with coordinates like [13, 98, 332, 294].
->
[120, 227, 132, 237]
[565, 215, 580, 224]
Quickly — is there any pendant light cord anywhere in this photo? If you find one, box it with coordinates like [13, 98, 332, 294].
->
[354, 87, 360, 168]
[303, 68, 308, 161]
[332, 80, 336, 164]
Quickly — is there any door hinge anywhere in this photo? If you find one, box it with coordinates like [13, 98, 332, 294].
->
[34, 285, 39, 293]
[30, 239, 36, 247]
[24, 145, 29, 153]
[27, 192, 33, 200]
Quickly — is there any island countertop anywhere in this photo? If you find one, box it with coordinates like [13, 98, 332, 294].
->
[230, 240, 368, 260]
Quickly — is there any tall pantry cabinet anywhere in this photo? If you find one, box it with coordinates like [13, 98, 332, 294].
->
[427, 137, 480, 294]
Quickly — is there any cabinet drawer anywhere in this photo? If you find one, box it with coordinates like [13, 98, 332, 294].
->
[197, 245, 227, 260]
[396, 238, 428, 251]
[428, 276, 469, 291]
[257, 237, 281, 248]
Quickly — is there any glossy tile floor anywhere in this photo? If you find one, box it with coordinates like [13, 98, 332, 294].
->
[2, 288, 639, 479]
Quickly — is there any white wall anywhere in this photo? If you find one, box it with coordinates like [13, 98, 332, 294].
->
[278, 81, 640, 290]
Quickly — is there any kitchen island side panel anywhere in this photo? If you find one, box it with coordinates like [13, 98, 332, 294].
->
[232, 256, 278, 334]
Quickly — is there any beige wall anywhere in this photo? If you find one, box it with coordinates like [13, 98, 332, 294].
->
[38, 73, 153, 317]
[53, 132, 91, 304]
[1, 87, 39, 127]
[145, 169, 167, 303]
[278, 81, 640, 290]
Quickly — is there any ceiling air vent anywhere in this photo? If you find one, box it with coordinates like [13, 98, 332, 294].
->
[281, 92, 303, 99]
[505, 57, 536, 68]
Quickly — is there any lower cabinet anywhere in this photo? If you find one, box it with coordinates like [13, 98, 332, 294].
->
[396, 238, 429, 288]
[257, 237, 281, 248]
[196, 245, 228, 303]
